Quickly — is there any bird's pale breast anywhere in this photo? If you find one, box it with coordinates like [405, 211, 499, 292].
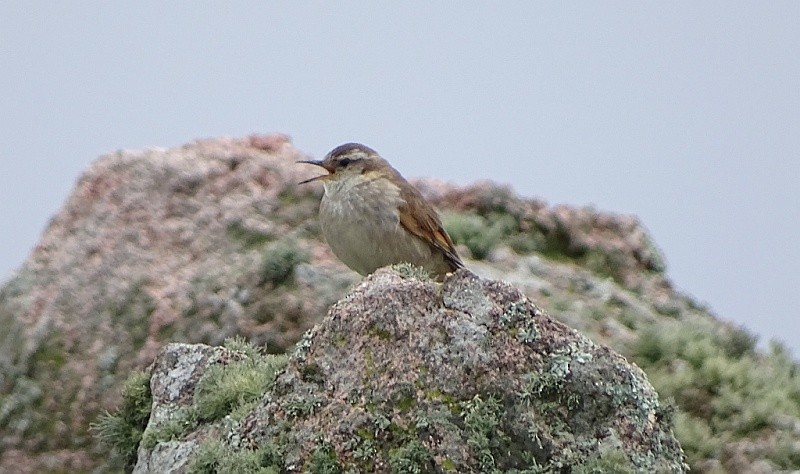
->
[319, 174, 447, 276]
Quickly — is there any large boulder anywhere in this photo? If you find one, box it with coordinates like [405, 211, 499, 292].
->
[129, 268, 686, 473]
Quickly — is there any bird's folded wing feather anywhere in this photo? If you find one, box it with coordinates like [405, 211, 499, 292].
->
[398, 194, 465, 271]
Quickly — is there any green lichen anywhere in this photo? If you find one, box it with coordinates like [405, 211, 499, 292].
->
[340, 407, 439, 472]
[462, 394, 506, 472]
[440, 457, 457, 471]
[522, 347, 580, 402]
[425, 388, 461, 415]
[499, 300, 540, 344]
[390, 262, 433, 282]
[333, 333, 348, 348]
[281, 393, 321, 420]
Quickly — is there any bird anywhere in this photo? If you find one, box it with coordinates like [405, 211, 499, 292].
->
[298, 143, 465, 281]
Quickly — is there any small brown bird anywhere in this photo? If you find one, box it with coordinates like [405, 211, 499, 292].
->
[299, 143, 464, 280]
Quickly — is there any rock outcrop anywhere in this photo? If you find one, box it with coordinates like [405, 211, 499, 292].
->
[130, 268, 686, 473]
[1, 135, 798, 472]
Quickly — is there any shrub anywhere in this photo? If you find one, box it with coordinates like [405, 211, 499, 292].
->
[260, 240, 309, 286]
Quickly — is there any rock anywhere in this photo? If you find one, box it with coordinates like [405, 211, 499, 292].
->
[132, 343, 219, 474]
[132, 268, 687, 473]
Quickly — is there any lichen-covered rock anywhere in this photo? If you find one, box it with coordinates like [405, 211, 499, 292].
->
[132, 343, 219, 474]
[133, 268, 686, 473]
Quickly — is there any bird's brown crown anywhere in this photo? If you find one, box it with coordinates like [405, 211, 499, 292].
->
[322, 143, 390, 173]
[298, 143, 391, 184]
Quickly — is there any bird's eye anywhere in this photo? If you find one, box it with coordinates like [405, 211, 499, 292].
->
[338, 158, 352, 166]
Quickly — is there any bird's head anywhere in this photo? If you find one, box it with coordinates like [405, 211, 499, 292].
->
[298, 143, 390, 184]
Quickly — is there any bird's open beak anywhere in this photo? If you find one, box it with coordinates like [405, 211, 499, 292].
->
[297, 160, 334, 184]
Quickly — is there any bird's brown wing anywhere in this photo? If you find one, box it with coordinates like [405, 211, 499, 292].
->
[398, 185, 465, 272]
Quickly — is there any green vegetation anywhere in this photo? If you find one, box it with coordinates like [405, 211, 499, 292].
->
[441, 193, 667, 284]
[107, 279, 156, 350]
[140, 406, 197, 450]
[91, 370, 153, 468]
[306, 442, 343, 474]
[630, 322, 800, 470]
[581, 249, 629, 282]
[259, 239, 309, 286]
[195, 340, 288, 422]
[189, 439, 280, 474]
[442, 211, 515, 260]
[574, 450, 636, 474]
[387, 439, 434, 474]
[94, 339, 288, 471]
[226, 221, 273, 248]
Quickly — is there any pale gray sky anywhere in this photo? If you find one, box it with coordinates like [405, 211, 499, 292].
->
[2, 3, 798, 353]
